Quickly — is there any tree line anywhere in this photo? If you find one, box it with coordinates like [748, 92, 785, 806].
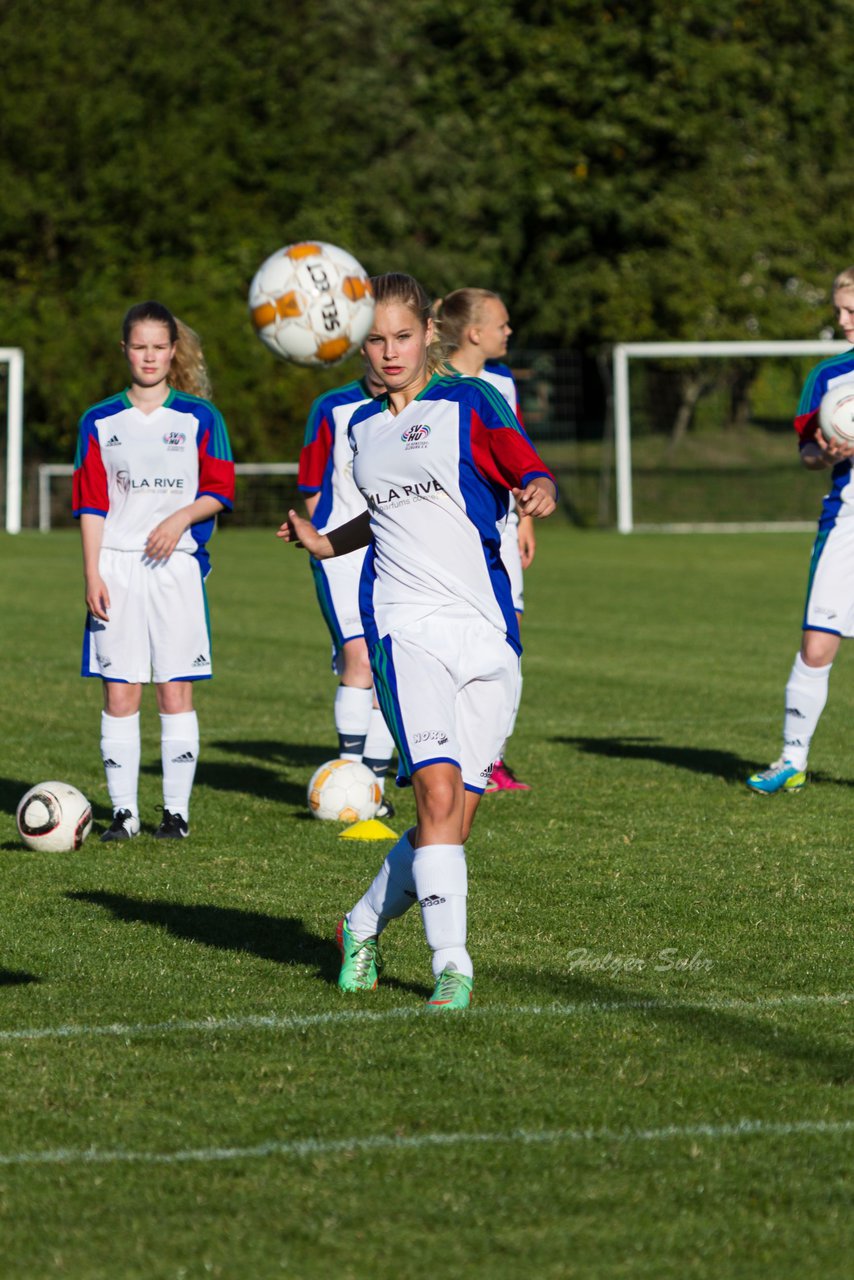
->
[1, 0, 852, 462]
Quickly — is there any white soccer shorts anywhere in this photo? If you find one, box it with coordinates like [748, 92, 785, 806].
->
[370, 608, 520, 793]
[803, 518, 854, 637]
[500, 515, 524, 614]
[82, 548, 212, 684]
[311, 548, 367, 669]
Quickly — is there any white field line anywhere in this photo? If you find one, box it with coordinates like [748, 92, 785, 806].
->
[0, 1118, 851, 1169]
[0, 991, 850, 1046]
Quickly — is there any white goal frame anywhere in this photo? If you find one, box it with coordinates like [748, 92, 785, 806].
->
[613, 340, 850, 533]
[1, 348, 24, 534]
[37, 461, 299, 532]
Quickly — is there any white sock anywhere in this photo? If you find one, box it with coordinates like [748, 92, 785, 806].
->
[347, 828, 417, 939]
[101, 711, 140, 816]
[782, 652, 832, 770]
[362, 707, 396, 787]
[412, 843, 472, 979]
[160, 711, 199, 820]
[334, 685, 373, 759]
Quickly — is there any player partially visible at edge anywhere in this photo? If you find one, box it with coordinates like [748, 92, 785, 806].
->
[297, 369, 396, 816]
[278, 272, 557, 1011]
[73, 301, 235, 839]
[747, 267, 854, 794]
[435, 286, 536, 793]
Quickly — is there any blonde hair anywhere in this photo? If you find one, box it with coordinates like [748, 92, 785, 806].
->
[171, 318, 212, 398]
[370, 273, 446, 375]
[121, 301, 212, 398]
[433, 288, 501, 354]
[834, 267, 854, 294]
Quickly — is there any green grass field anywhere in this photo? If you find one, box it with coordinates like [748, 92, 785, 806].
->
[0, 526, 851, 1279]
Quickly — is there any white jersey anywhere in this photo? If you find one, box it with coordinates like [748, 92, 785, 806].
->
[73, 390, 234, 575]
[349, 374, 554, 654]
[298, 378, 374, 530]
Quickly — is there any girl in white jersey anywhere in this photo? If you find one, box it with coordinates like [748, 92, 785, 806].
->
[73, 302, 235, 840]
[746, 267, 854, 794]
[278, 273, 556, 1011]
[435, 287, 535, 792]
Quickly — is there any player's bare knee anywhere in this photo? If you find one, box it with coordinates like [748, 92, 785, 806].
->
[415, 775, 461, 827]
[801, 631, 840, 668]
[103, 684, 142, 717]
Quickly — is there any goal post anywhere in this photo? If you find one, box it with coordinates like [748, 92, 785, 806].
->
[1, 347, 24, 534]
[613, 340, 850, 533]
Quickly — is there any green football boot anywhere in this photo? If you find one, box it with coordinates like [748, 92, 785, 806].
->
[336, 917, 382, 992]
[425, 967, 473, 1012]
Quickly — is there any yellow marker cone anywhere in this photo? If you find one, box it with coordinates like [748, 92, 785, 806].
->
[339, 818, 398, 840]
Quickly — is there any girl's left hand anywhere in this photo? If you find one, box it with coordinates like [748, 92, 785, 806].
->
[145, 512, 188, 561]
[512, 478, 557, 519]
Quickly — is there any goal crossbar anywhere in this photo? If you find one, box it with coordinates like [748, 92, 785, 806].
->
[613, 339, 850, 533]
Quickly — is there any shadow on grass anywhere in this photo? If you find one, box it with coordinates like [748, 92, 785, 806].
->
[0, 776, 112, 826]
[523, 967, 852, 1085]
[139, 760, 307, 807]
[553, 736, 756, 783]
[0, 968, 40, 986]
[211, 740, 338, 771]
[0, 776, 39, 817]
[554, 736, 854, 789]
[65, 890, 429, 997]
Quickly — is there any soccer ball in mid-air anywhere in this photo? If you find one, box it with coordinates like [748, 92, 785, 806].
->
[248, 241, 374, 367]
[307, 759, 382, 823]
[16, 781, 92, 852]
[819, 382, 854, 446]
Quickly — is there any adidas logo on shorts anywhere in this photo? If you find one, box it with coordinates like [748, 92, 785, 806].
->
[171, 751, 196, 764]
[192, 654, 209, 668]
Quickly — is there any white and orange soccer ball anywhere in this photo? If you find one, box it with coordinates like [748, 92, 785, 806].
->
[248, 241, 375, 367]
[307, 759, 381, 823]
[819, 382, 854, 446]
[16, 781, 92, 852]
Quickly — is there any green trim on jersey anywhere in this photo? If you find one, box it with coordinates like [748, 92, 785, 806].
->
[798, 350, 854, 415]
[429, 371, 523, 434]
[164, 387, 233, 462]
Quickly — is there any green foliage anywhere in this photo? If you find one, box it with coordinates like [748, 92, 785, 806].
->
[2, 0, 854, 459]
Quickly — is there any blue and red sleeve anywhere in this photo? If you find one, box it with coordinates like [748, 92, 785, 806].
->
[72, 420, 109, 517]
[468, 386, 556, 495]
[197, 405, 235, 508]
[298, 404, 333, 495]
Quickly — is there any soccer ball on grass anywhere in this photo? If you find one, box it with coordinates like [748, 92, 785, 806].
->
[818, 382, 854, 446]
[17, 781, 92, 852]
[248, 241, 374, 367]
[308, 759, 381, 823]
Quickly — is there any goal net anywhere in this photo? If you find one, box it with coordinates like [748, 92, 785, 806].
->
[612, 340, 849, 532]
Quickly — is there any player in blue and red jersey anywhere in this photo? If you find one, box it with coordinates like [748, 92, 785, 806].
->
[278, 273, 556, 1011]
[73, 301, 235, 840]
[747, 267, 854, 794]
[436, 287, 536, 792]
[297, 372, 396, 813]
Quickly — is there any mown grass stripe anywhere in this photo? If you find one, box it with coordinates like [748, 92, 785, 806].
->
[1, 1117, 851, 1168]
[1, 991, 850, 1045]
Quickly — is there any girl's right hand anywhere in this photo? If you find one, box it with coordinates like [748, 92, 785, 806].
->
[85, 576, 110, 621]
[276, 510, 332, 558]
